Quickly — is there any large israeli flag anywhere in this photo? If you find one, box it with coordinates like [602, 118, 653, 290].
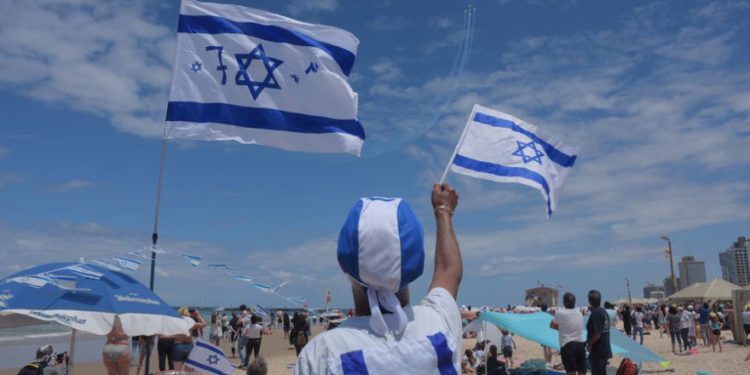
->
[167, 0, 364, 155]
[449, 105, 579, 216]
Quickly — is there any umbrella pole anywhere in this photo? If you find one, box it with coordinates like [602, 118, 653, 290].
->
[68, 328, 77, 375]
[145, 125, 170, 375]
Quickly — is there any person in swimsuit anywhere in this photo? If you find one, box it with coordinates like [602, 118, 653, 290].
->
[173, 306, 207, 371]
[102, 317, 130, 375]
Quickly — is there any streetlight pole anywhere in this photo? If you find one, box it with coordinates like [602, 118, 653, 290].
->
[661, 236, 678, 295]
[625, 278, 632, 305]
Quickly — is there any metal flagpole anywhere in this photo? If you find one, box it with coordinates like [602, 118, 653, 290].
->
[145, 126, 169, 375]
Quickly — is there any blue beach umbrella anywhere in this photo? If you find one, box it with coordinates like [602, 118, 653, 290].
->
[0, 262, 191, 336]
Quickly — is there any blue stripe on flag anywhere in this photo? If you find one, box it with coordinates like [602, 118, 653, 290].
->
[185, 359, 229, 375]
[340, 350, 369, 375]
[194, 340, 226, 356]
[166, 102, 365, 140]
[453, 154, 553, 216]
[427, 332, 458, 375]
[178, 15, 356, 76]
[473, 112, 577, 168]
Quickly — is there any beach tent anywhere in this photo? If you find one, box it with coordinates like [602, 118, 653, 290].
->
[613, 298, 658, 305]
[463, 318, 505, 349]
[0, 262, 192, 373]
[477, 311, 669, 368]
[667, 278, 740, 303]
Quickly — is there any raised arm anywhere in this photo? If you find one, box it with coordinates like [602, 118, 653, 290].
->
[429, 183, 462, 299]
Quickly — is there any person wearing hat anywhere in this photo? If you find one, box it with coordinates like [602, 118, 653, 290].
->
[295, 183, 462, 374]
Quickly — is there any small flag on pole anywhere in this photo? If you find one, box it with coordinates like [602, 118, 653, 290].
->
[180, 254, 202, 267]
[112, 256, 143, 272]
[443, 104, 579, 216]
[166, 0, 365, 155]
[186, 340, 235, 375]
[325, 288, 332, 304]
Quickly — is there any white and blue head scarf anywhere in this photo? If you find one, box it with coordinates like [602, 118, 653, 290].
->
[337, 197, 424, 336]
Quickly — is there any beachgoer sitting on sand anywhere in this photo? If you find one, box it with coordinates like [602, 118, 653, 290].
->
[294, 183, 462, 374]
[461, 349, 477, 373]
[18, 345, 62, 375]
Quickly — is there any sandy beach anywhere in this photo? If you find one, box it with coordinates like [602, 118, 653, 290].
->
[2, 322, 748, 374]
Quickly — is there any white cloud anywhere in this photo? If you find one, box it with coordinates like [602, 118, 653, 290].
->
[368, 58, 403, 82]
[47, 179, 97, 192]
[0, 173, 23, 189]
[0, 0, 173, 138]
[286, 0, 339, 16]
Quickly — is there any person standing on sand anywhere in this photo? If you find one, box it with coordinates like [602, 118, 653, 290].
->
[550, 292, 585, 375]
[698, 302, 711, 346]
[173, 306, 207, 371]
[102, 317, 130, 375]
[667, 305, 683, 353]
[631, 305, 644, 345]
[295, 184, 462, 374]
[621, 305, 632, 337]
[283, 312, 291, 340]
[586, 290, 611, 375]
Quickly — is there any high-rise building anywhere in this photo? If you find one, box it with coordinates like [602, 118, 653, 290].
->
[678, 256, 706, 289]
[719, 236, 750, 286]
[643, 282, 665, 299]
[663, 276, 680, 296]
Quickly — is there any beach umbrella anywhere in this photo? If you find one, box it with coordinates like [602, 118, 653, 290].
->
[0, 262, 191, 335]
[0, 262, 193, 374]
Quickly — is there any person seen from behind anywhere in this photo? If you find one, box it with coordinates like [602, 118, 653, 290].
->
[501, 329, 516, 368]
[585, 290, 611, 375]
[550, 292, 585, 375]
[102, 317, 130, 375]
[294, 183, 462, 374]
[667, 305, 683, 353]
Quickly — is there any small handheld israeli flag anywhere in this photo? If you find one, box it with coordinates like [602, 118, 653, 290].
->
[186, 340, 235, 375]
[446, 104, 579, 216]
[167, 0, 364, 155]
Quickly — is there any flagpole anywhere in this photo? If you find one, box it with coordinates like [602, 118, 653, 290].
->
[145, 126, 169, 375]
[439, 106, 476, 184]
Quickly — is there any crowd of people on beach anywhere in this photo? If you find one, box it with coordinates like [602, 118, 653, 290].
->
[458, 294, 750, 375]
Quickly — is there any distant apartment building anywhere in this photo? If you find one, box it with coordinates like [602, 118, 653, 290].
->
[719, 236, 750, 286]
[678, 256, 706, 289]
[663, 276, 680, 297]
[643, 282, 665, 299]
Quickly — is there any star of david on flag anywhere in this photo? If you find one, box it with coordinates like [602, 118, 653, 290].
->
[186, 340, 234, 375]
[446, 104, 579, 217]
[166, 0, 364, 155]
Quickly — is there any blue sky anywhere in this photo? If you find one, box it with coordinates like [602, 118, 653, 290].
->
[1, 0, 749, 309]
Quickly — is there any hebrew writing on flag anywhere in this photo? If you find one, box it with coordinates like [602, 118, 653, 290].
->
[166, 0, 364, 155]
[447, 104, 579, 216]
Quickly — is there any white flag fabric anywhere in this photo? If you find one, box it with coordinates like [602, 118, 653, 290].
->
[167, 0, 364, 155]
[186, 340, 235, 375]
[450, 105, 579, 216]
[112, 256, 142, 272]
